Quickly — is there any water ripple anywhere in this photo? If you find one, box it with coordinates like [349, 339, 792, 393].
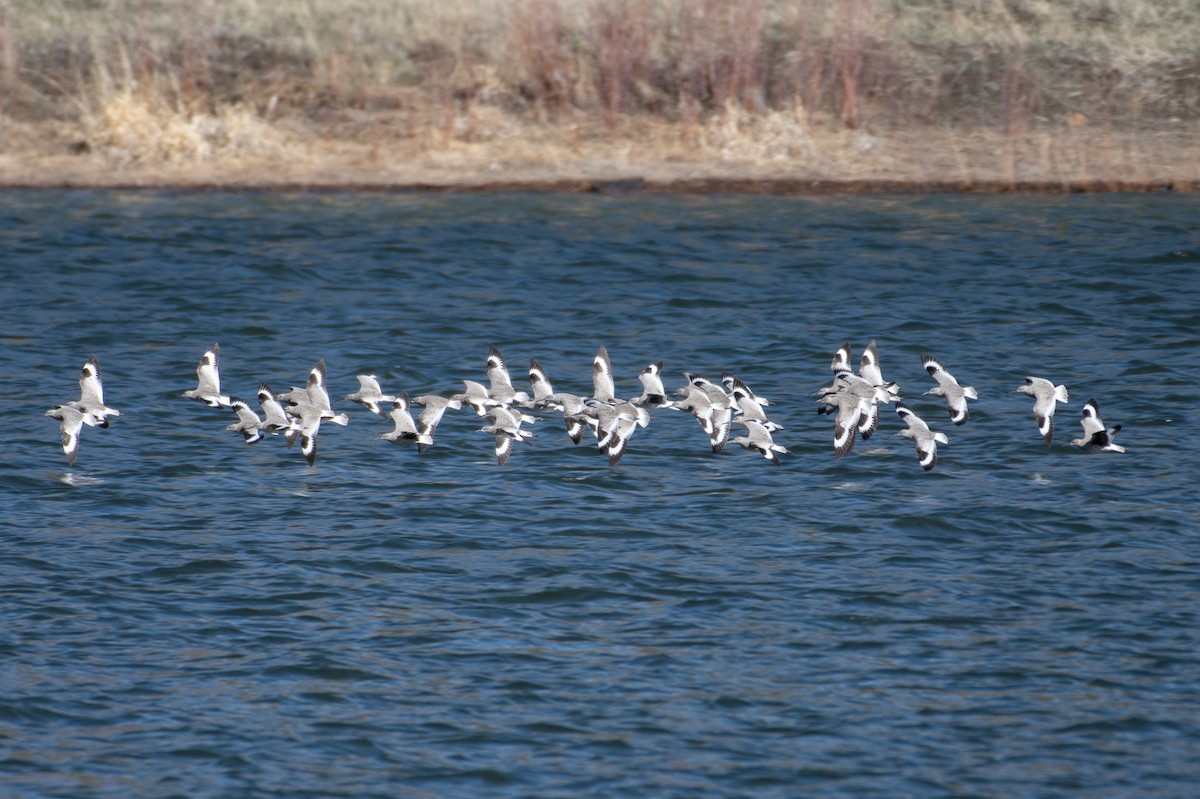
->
[1, 189, 1198, 798]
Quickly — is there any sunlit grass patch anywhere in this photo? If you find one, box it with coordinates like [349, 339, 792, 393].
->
[81, 91, 286, 168]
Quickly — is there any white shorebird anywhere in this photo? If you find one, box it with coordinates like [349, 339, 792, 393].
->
[45, 404, 87, 465]
[566, 400, 607, 441]
[591, 346, 617, 404]
[305, 359, 349, 425]
[537, 391, 589, 444]
[1071, 398, 1124, 452]
[478, 406, 534, 465]
[279, 360, 350, 426]
[345, 374, 396, 417]
[700, 381, 734, 451]
[819, 385, 865, 459]
[816, 370, 886, 446]
[730, 419, 789, 465]
[709, 386, 735, 451]
[921, 354, 977, 425]
[1017, 376, 1069, 446]
[182, 344, 231, 408]
[256, 382, 294, 435]
[602, 402, 651, 465]
[527, 357, 555, 407]
[859, 340, 900, 401]
[722, 371, 770, 407]
[850, 374, 890, 441]
[727, 375, 783, 432]
[486, 346, 530, 406]
[71, 355, 121, 427]
[411, 394, 463, 453]
[683, 372, 725, 392]
[672, 382, 733, 452]
[894, 401, 948, 471]
[226, 397, 265, 444]
[284, 403, 325, 466]
[632, 361, 670, 407]
[452, 379, 498, 417]
[273, 385, 310, 407]
[576, 400, 651, 465]
[813, 342, 854, 400]
[381, 393, 429, 448]
[830, 342, 853, 374]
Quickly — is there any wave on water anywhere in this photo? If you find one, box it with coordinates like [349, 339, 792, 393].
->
[2, 189, 1198, 798]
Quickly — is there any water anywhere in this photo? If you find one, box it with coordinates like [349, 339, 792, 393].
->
[2, 189, 1198, 798]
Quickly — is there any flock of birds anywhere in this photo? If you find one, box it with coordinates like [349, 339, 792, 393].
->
[44, 341, 1126, 470]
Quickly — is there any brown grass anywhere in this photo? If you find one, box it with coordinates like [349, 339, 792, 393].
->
[1, 0, 1198, 189]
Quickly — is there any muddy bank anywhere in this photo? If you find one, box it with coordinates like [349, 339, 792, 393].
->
[4, 175, 1196, 195]
[2, 118, 1197, 194]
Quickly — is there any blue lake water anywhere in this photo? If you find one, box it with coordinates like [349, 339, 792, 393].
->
[2, 189, 1198, 798]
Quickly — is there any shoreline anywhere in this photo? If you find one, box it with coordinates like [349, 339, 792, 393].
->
[5, 0, 1199, 197]
[3, 176, 1196, 195]
[3, 119, 1197, 195]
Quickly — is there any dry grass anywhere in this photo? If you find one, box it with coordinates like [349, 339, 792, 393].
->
[1, 0, 1198, 188]
[80, 92, 285, 167]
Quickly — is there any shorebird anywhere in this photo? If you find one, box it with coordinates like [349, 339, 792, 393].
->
[631, 361, 670, 407]
[485, 346, 530, 406]
[256, 382, 294, 435]
[273, 385, 311, 406]
[345, 374, 396, 417]
[381, 393, 429, 448]
[411, 394, 463, 453]
[591, 346, 617, 404]
[305, 359, 349, 425]
[478, 406, 534, 465]
[284, 403, 326, 466]
[730, 419, 789, 465]
[71, 354, 121, 427]
[576, 400, 651, 465]
[683, 372, 724, 392]
[452, 379, 498, 417]
[830, 342, 853, 374]
[813, 342, 854, 400]
[527, 357, 555, 407]
[894, 401, 948, 471]
[722, 371, 770, 407]
[728, 375, 783, 432]
[601, 402, 651, 465]
[45, 404, 87, 465]
[1017, 376, 1069, 446]
[1071, 398, 1124, 452]
[701, 382, 734, 451]
[672, 383, 732, 452]
[537, 391, 589, 444]
[818, 385, 865, 459]
[279, 360, 349, 426]
[816, 370, 886, 444]
[226, 397, 265, 444]
[859, 340, 900, 401]
[921, 354, 978, 425]
[182, 344, 231, 408]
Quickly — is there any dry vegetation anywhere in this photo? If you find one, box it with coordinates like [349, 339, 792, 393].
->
[1, 0, 1198, 190]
